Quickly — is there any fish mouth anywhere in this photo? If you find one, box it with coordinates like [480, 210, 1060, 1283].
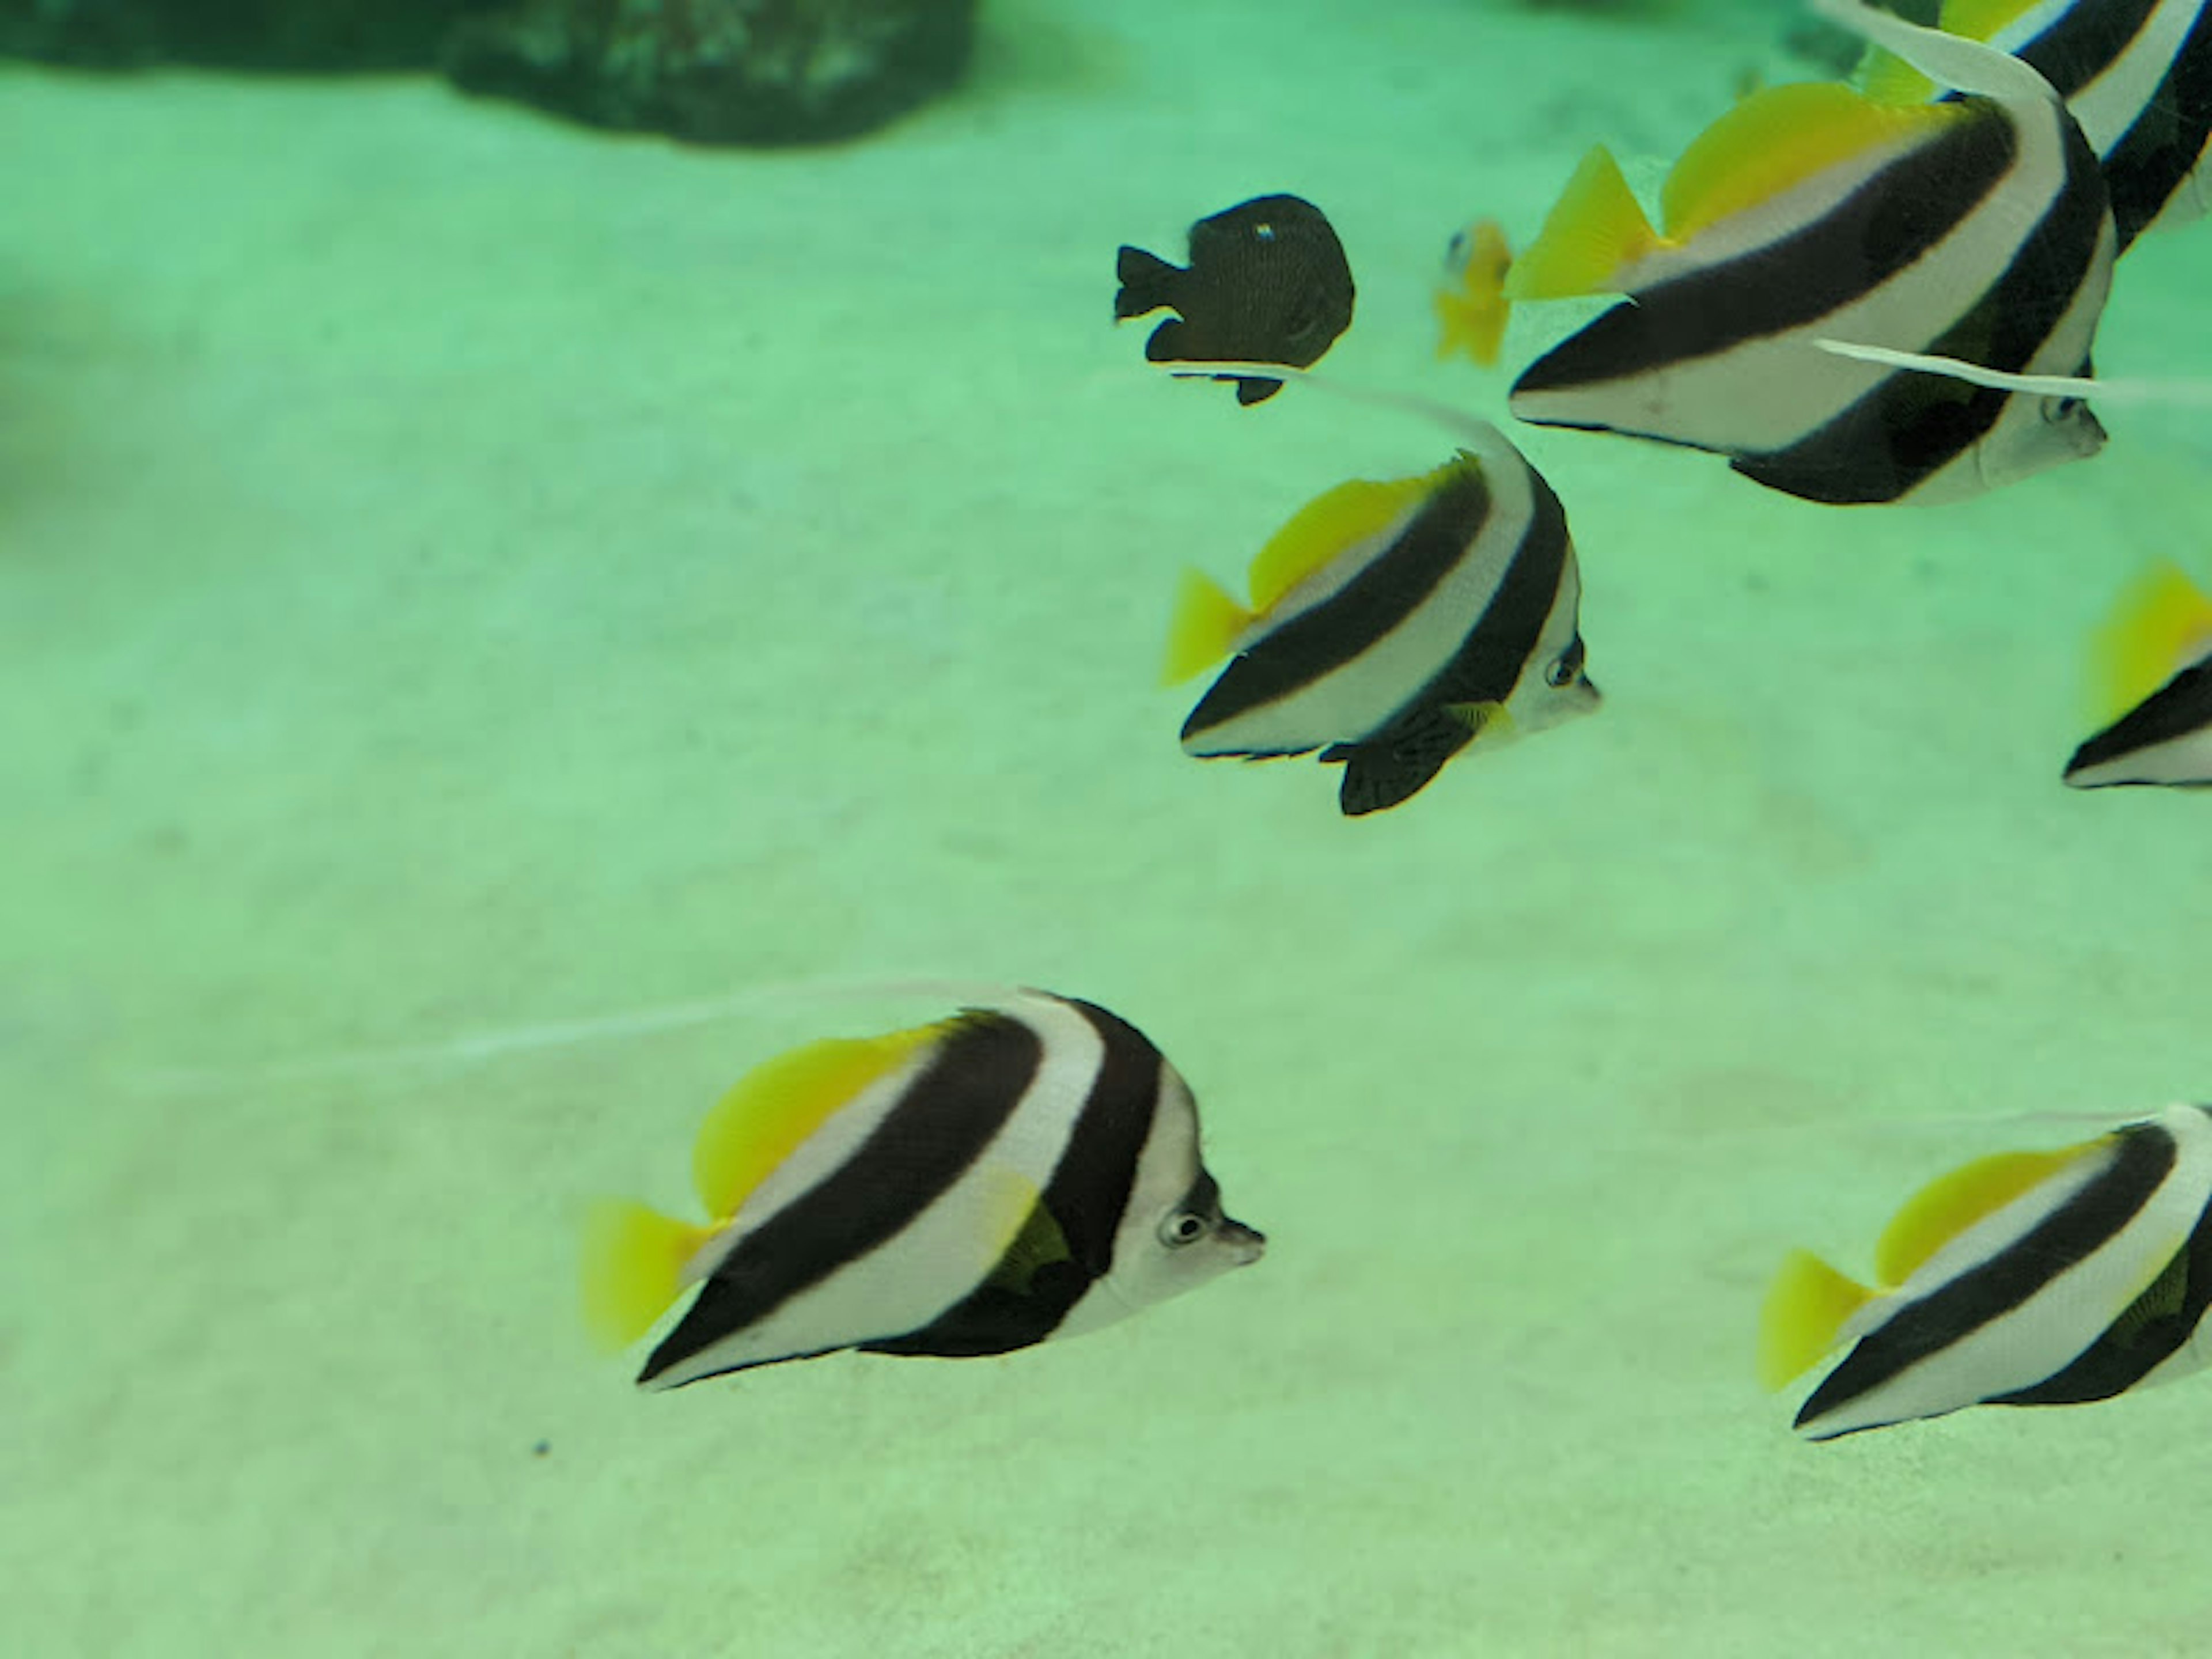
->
[1217, 1217, 1266, 1266]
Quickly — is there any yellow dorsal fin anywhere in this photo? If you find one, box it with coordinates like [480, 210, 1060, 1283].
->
[1872, 1142, 2104, 1286]
[580, 1198, 717, 1352]
[1247, 465, 1446, 612]
[1858, 44, 1938, 107]
[1758, 1248, 1875, 1390]
[1162, 567, 1253, 684]
[1501, 146, 1658, 300]
[1661, 81, 1960, 243]
[1941, 0, 2048, 43]
[2088, 562, 2212, 725]
[692, 1022, 945, 1219]
[1434, 218, 1514, 368]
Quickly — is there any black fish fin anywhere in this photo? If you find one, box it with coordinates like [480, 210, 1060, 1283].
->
[1233, 374, 1285, 406]
[1115, 245, 1181, 320]
[1321, 708, 1475, 817]
[1143, 317, 1188, 362]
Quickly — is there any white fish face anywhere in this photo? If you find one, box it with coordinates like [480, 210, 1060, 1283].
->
[1966, 391, 2109, 498]
[1501, 550, 1600, 739]
[1073, 1067, 1263, 1334]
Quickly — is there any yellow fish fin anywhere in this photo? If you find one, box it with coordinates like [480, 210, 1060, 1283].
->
[1940, 0, 2047, 41]
[1443, 700, 1509, 737]
[1434, 219, 1514, 368]
[2088, 562, 2212, 726]
[1758, 1248, 1876, 1391]
[1246, 467, 1446, 613]
[581, 1198, 717, 1353]
[692, 1023, 944, 1219]
[1502, 146, 1659, 301]
[1163, 567, 1254, 684]
[1662, 81, 1960, 243]
[1857, 44, 1938, 106]
[982, 1173, 1075, 1296]
[1872, 1142, 2104, 1286]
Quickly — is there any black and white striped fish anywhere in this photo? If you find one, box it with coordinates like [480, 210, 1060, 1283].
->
[2065, 560, 2212, 787]
[1760, 1104, 2212, 1440]
[1163, 425, 1599, 817]
[583, 990, 1263, 1389]
[1504, 0, 2115, 506]
[1922, 0, 2211, 249]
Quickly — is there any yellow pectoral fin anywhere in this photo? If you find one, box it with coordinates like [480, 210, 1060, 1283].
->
[1662, 81, 1959, 243]
[581, 1199, 716, 1353]
[1443, 700, 1509, 737]
[1758, 1248, 1876, 1391]
[2088, 562, 2212, 726]
[693, 1024, 944, 1219]
[1872, 1142, 2105, 1286]
[982, 1176, 1075, 1298]
[1503, 146, 1658, 300]
[1164, 568, 1253, 685]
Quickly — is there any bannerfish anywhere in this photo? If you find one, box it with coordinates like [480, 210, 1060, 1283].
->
[1899, 0, 2211, 251]
[1760, 1103, 2212, 1440]
[1433, 218, 1515, 368]
[2064, 559, 2212, 787]
[582, 990, 1264, 1389]
[1114, 194, 1356, 406]
[1164, 423, 1599, 817]
[1504, 0, 2115, 506]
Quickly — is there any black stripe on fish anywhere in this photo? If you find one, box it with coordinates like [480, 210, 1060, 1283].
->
[861, 999, 1169, 1358]
[1735, 106, 2109, 503]
[1322, 468, 1574, 815]
[2089, 3, 2212, 247]
[1511, 106, 2017, 409]
[637, 1009, 1044, 1385]
[1794, 1120, 2178, 1437]
[1181, 460, 1497, 741]
[2064, 658, 2212, 782]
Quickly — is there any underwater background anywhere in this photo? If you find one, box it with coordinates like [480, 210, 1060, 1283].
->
[7, 0, 2209, 1653]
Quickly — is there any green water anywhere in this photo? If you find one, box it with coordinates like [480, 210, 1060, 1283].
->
[6, 1, 2207, 1653]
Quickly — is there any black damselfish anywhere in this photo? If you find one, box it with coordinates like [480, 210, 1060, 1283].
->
[1114, 194, 1356, 405]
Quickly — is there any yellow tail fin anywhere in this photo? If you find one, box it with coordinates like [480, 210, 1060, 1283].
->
[1502, 146, 1658, 301]
[1163, 567, 1253, 685]
[581, 1198, 715, 1353]
[1758, 1248, 1874, 1390]
[2088, 562, 2212, 726]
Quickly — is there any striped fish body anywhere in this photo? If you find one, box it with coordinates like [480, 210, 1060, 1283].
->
[1179, 438, 1597, 817]
[1509, 82, 2115, 505]
[1781, 1105, 2212, 1440]
[2065, 658, 2212, 784]
[594, 992, 1263, 1391]
[1956, 0, 2212, 248]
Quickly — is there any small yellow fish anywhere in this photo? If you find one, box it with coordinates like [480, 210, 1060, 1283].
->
[1432, 218, 1514, 368]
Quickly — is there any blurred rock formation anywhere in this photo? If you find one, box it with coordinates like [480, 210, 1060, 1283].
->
[444, 0, 979, 146]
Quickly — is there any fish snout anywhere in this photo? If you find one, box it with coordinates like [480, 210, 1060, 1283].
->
[1217, 1217, 1267, 1266]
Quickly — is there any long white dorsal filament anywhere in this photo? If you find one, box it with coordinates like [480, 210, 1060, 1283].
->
[1814, 338, 2212, 407]
[1165, 359, 1527, 472]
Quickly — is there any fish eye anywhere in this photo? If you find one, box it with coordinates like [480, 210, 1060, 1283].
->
[1545, 656, 1578, 688]
[2041, 395, 2082, 424]
[1160, 1210, 1211, 1248]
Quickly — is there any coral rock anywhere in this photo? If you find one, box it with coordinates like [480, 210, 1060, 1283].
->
[444, 0, 979, 146]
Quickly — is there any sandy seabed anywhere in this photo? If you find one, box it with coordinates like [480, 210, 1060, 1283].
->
[6, 1, 2210, 1653]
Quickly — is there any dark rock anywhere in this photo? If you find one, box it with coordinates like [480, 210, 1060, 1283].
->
[0, 0, 497, 71]
[444, 0, 979, 146]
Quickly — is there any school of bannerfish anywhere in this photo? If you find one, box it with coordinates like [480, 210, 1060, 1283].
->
[584, 0, 2210, 1441]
